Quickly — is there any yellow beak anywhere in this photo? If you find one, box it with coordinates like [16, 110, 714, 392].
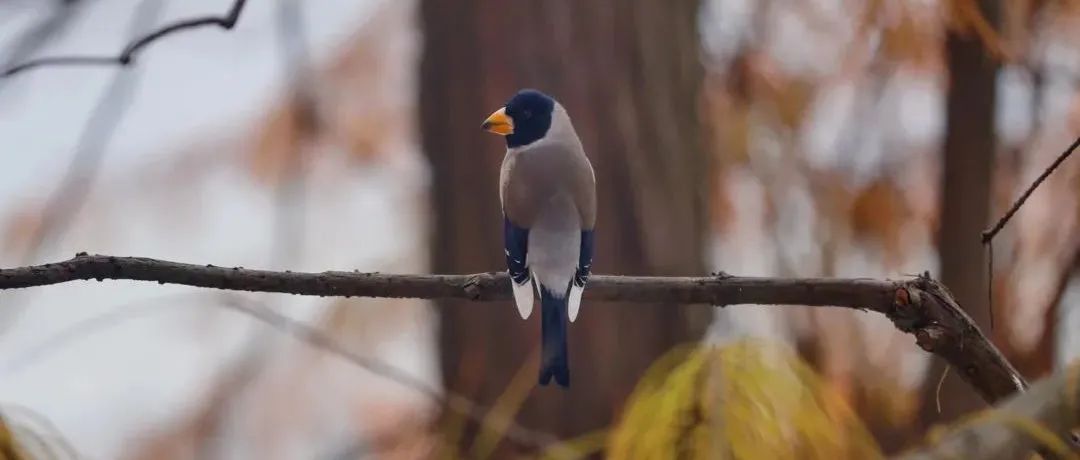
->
[481, 107, 514, 135]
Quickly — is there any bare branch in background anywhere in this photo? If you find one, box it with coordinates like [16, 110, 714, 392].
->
[270, 0, 318, 265]
[0, 292, 209, 374]
[982, 136, 1080, 243]
[894, 362, 1080, 460]
[1, 0, 248, 77]
[980, 135, 1080, 335]
[0, 0, 166, 334]
[0, 0, 82, 94]
[0, 289, 564, 455]
[16, 0, 164, 264]
[195, 1, 319, 455]
[216, 295, 567, 455]
[0, 1, 77, 62]
[0, 253, 1028, 405]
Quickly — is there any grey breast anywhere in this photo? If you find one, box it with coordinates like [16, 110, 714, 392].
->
[500, 140, 594, 292]
[500, 141, 595, 230]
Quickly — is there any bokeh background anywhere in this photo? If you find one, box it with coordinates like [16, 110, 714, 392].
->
[0, 0, 1078, 458]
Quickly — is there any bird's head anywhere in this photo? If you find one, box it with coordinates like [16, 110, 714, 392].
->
[482, 89, 556, 148]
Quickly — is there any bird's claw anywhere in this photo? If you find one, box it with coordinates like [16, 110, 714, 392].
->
[710, 270, 733, 279]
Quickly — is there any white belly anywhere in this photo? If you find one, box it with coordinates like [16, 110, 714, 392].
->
[528, 194, 580, 298]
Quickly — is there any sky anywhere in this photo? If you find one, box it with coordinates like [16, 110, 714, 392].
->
[0, 1, 441, 458]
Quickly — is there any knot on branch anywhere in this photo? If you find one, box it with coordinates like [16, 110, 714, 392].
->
[889, 283, 926, 333]
[463, 274, 485, 300]
[915, 324, 948, 352]
[0, 254, 1027, 404]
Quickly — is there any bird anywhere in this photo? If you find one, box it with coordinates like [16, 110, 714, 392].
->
[481, 89, 596, 388]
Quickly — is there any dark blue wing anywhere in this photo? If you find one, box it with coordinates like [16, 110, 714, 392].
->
[574, 229, 594, 287]
[503, 217, 530, 285]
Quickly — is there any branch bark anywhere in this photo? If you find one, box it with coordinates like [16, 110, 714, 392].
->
[895, 362, 1080, 460]
[0, 253, 1027, 404]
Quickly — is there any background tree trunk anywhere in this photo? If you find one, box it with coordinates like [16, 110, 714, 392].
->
[418, 0, 712, 451]
[920, 0, 1000, 426]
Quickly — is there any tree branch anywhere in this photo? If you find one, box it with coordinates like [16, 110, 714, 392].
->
[0, 0, 81, 74]
[0, 253, 1027, 405]
[982, 135, 1080, 243]
[895, 362, 1080, 460]
[0, 0, 167, 334]
[216, 295, 567, 454]
[1, 0, 248, 77]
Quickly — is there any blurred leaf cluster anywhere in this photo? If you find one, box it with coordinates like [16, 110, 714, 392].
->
[434, 339, 882, 459]
[0, 408, 76, 460]
[608, 339, 881, 460]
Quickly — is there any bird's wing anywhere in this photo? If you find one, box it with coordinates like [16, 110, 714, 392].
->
[565, 141, 595, 323]
[568, 229, 593, 322]
[504, 217, 533, 319]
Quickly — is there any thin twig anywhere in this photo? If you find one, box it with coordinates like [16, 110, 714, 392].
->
[0, 253, 1029, 405]
[0, 289, 566, 454]
[16, 0, 164, 264]
[0, 0, 166, 335]
[270, 0, 317, 265]
[981, 136, 1079, 336]
[896, 362, 1080, 460]
[1, 0, 248, 77]
[982, 136, 1080, 244]
[988, 242, 994, 331]
[0, 292, 208, 375]
[216, 295, 569, 455]
[0, 0, 82, 95]
[195, 1, 317, 454]
[935, 365, 951, 414]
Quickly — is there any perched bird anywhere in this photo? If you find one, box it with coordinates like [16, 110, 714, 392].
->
[482, 89, 596, 388]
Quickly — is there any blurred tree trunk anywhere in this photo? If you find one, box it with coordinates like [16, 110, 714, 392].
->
[920, 0, 1000, 426]
[418, 0, 712, 452]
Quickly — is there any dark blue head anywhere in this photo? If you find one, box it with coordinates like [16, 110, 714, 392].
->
[481, 89, 556, 148]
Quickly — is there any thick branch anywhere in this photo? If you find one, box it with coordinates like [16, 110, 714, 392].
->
[0, 253, 1027, 404]
[2, 0, 247, 77]
[895, 362, 1080, 460]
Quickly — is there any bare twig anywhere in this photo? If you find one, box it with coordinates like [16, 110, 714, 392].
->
[0, 289, 568, 455]
[982, 136, 1080, 244]
[16, 0, 160, 264]
[987, 241, 995, 330]
[894, 361, 1080, 460]
[0, 0, 166, 335]
[981, 136, 1080, 336]
[0, 253, 1028, 405]
[1, 0, 248, 77]
[216, 295, 568, 455]
[0, 0, 82, 95]
[7, 0, 168, 265]
[1, 1, 78, 61]
[195, 1, 317, 454]
[935, 365, 951, 414]
[270, 0, 317, 265]
[0, 292, 207, 374]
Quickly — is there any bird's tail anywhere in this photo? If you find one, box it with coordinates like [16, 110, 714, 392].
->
[538, 285, 570, 387]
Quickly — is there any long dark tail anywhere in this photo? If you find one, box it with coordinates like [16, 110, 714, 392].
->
[538, 285, 570, 387]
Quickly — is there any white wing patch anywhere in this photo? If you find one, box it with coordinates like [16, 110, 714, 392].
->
[512, 279, 534, 319]
[568, 283, 584, 322]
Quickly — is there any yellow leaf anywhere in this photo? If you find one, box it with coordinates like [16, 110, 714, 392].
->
[608, 340, 882, 460]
